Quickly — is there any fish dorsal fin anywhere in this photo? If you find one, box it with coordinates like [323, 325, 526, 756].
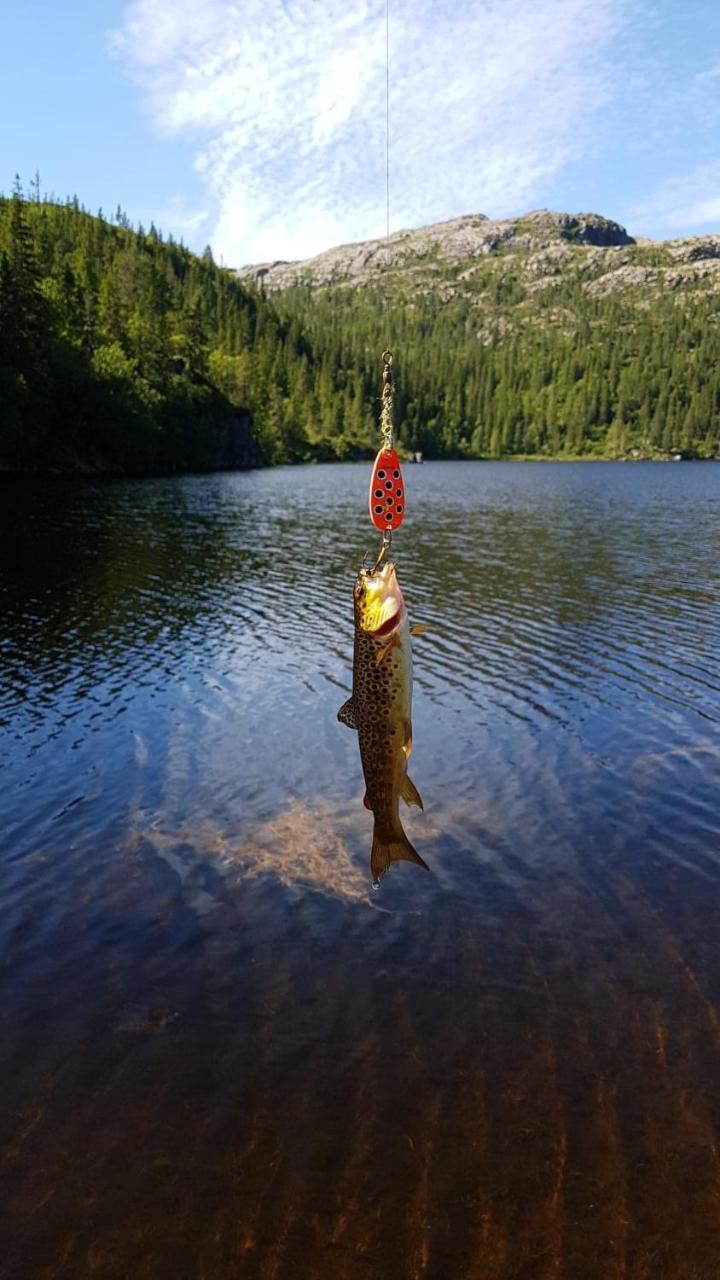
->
[337, 697, 357, 730]
[401, 773, 424, 810]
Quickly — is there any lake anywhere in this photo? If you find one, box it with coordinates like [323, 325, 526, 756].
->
[2, 460, 720, 1279]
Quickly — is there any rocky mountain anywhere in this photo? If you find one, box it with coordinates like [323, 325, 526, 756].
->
[236, 209, 720, 304]
[233, 207, 720, 462]
[5, 192, 718, 470]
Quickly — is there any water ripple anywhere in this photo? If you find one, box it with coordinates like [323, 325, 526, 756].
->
[2, 462, 720, 1277]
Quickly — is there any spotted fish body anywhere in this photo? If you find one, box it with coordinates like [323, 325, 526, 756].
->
[338, 560, 428, 884]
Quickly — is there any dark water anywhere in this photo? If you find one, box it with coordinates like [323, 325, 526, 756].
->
[2, 461, 720, 1279]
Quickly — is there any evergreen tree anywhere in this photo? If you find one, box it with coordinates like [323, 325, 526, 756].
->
[0, 187, 719, 472]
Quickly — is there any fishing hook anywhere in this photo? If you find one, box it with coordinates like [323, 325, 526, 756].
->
[370, 530, 393, 574]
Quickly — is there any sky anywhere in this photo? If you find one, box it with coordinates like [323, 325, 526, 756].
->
[1, 0, 719, 265]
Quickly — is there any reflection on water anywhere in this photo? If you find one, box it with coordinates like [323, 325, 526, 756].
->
[130, 800, 380, 908]
[1, 462, 720, 1278]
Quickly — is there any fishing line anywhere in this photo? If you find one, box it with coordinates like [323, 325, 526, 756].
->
[385, 0, 390, 329]
[368, 0, 405, 550]
[381, 0, 393, 434]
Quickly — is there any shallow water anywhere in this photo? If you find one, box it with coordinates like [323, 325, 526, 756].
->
[2, 461, 720, 1279]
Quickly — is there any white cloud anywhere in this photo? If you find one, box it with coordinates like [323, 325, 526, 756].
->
[631, 161, 720, 232]
[695, 62, 720, 85]
[131, 194, 210, 240]
[112, 0, 632, 264]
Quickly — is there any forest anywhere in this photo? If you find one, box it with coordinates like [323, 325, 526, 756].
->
[1, 184, 719, 471]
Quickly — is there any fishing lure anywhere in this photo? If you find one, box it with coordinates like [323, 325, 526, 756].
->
[368, 447, 405, 532]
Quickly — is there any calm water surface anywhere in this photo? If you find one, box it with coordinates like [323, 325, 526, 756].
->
[2, 462, 720, 1279]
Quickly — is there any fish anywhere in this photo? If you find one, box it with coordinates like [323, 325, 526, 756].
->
[338, 558, 429, 884]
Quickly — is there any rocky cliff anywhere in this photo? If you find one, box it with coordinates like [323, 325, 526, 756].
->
[236, 209, 720, 303]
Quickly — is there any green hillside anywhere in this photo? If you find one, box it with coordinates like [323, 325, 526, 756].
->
[0, 187, 379, 472]
[1, 189, 719, 470]
[250, 211, 720, 461]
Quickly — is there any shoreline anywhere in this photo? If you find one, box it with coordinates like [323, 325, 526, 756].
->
[1, 454, 716, 479]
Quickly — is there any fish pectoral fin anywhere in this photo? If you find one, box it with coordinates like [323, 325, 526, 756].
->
[401, 773, 424, 811]
[363, 792, 373, 810]
[403, 717, 413, 759]
[410, 623, 428, 636]
[371, 820, 429, 885]
[375, 635, 398, 667]
[337, 697, 357, 730]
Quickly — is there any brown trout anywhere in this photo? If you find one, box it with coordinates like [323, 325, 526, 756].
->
[338, 559, 428, 884]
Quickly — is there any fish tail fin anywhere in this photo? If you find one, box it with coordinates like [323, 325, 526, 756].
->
[371, 818, 429, 885]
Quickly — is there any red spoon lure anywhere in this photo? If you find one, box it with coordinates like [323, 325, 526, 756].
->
[368, 447, 406, 532]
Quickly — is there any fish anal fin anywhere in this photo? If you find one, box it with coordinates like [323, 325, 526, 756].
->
[363, 792, 373, 810]
[371, 820, 429, 885]
[337, 697, 357, 730]
[410, 623, 428, 636]
[401, 773, 424, 810]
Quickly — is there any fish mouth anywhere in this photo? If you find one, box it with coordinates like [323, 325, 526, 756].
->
[369, 602, 404, 636]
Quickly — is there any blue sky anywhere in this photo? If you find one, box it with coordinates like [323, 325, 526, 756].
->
[1, 0, 719, 264]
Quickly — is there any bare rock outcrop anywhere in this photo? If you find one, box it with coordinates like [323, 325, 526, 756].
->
[235, 209, 720, 308]
[236, 210, 634, 290]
